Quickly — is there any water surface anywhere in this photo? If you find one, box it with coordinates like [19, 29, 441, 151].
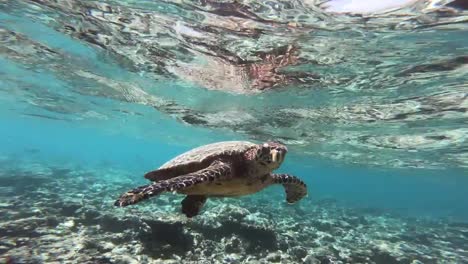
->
[1, 0, 468, 263]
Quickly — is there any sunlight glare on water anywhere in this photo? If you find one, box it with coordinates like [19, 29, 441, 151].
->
[0, 0, 468, 263]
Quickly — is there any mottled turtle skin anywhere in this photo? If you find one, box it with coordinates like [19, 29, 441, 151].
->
[115, 141, 307, 217]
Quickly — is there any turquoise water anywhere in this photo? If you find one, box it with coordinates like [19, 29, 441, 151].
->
[1, 0, 468, 263]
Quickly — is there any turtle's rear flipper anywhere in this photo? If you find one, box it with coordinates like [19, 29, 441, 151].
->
[114, 160, 231, 207]
[271, 173, 307, 203]
[181, 195, 207, 218]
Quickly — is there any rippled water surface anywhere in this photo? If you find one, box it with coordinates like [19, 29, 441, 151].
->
[2, 0, 467, 169]
[1, 0, 468, 263]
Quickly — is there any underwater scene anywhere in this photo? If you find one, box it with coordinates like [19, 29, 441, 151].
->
[1, 0, 468, 263]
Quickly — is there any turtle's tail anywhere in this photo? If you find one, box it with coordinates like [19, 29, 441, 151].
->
[114, 182, 169, 207]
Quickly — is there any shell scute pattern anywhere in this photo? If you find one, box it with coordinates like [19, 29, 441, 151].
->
[159, 141, 256, 170]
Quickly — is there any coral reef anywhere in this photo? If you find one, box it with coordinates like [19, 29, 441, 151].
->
[1, 161, 467, 263]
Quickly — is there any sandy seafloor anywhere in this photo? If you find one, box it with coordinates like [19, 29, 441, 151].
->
[1, 157, 467, 264]
[1, 1, 468, 263]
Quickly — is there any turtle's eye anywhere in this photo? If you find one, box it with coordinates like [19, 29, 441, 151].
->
[257, 147, 270, 161]
[256, 147, 268, 160]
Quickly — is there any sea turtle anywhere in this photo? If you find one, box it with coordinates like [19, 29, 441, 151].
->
[114, 141, 307, 217]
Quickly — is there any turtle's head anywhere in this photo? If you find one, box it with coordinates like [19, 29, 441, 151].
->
[256, 141, 288, 170]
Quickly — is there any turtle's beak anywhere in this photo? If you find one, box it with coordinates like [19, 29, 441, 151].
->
[271, 149, 279, 163]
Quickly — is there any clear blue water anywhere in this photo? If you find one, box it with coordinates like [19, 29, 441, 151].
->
[3, 114, 468, 218]
[1, 0, 468, 263]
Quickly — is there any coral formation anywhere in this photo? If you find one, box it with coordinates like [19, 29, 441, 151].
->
[1, 160, 467, 263]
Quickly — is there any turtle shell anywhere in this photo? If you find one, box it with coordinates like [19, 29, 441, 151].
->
[145, 141, 256, 181]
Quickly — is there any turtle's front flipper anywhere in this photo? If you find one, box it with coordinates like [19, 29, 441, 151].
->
[114, 160, 231, 207]
[181, 195, 207, 218]
[271, 174, 307, 203]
